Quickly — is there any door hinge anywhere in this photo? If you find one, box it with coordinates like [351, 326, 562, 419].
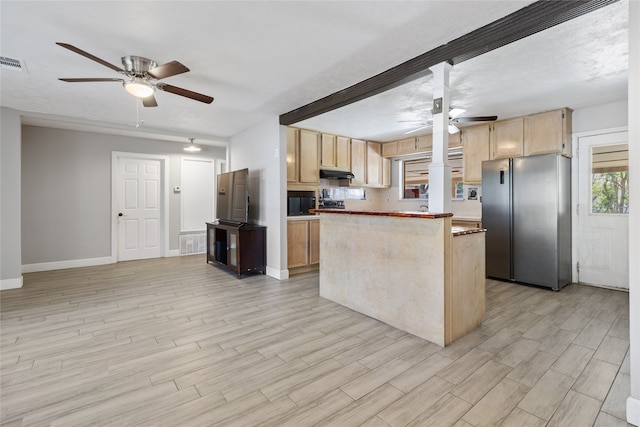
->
[576, 204, 580, 215]
[577, 262, 580, 273]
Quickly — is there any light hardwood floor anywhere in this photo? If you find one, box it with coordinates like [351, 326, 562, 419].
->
[0, 255, 631, 426]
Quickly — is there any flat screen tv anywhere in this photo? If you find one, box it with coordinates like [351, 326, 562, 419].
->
[216, 168, 249, 226]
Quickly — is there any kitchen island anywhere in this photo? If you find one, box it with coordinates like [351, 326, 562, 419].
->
[311, 209, 486, 347]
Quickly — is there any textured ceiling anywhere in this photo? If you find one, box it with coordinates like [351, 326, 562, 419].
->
[0, 1, 628, 145]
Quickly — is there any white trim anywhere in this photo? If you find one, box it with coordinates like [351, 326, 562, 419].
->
[267, 266, 288, 280]
[0, 277, 23, 290]
[22, 257, 113, 273]
[570, 126, 628, 284]
[628, 396, 640, 426]
[111, 152, 170, 262]
[168, 249, 180, 257]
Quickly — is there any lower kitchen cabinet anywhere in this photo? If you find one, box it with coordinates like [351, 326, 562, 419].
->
[207, 222, 266, 278]
[288, 218, 320, 272]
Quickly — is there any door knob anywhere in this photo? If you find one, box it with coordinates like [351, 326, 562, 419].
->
[118, 213, 124, 217]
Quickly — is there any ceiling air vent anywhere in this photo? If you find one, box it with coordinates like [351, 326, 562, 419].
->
[0, 56, 27, 72]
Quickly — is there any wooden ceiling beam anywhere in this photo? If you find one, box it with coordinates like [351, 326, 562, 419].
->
[279, 0, 619, 126]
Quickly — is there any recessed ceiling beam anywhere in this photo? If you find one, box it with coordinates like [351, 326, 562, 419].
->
[279, 0, 619, 125]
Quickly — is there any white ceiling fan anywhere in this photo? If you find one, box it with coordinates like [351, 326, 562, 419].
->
[403, 108, 497, 135]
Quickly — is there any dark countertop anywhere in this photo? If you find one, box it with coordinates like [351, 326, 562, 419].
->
[309, 209, 453, 219]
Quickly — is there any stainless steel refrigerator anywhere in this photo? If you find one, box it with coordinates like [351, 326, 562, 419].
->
[482, 153, 571, 290]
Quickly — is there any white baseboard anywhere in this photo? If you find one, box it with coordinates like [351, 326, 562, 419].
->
[628, 396, 640, 426]
[266, 266, 289, 280]
[0, 276, 23, 290]
[22, 256, 114, 273]
[168, 250, 180, 257]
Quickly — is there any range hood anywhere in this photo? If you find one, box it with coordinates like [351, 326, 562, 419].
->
[320, 170, 355, 180]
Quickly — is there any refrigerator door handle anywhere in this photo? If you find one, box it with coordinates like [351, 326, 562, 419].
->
[500, 170, 505, 184]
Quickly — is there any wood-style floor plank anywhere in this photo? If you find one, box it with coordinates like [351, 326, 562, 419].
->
[0, 255, 632, 426]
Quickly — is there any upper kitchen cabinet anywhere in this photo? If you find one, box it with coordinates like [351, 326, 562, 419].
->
[366, 141, 382, 187]
[287, 127, 320, 187]
[462, 123, 490, 184]
[286, 127, 299, 183]
[350, 138, 367, 186]
[491, 117, 524, 159]
[321, 133, 351, 171]
[382, 133, 460, 159]
[524, 108, 572, 157]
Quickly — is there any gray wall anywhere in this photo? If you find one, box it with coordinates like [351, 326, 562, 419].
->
[21, 125, 226, 265]
[1, 108, 22, 287]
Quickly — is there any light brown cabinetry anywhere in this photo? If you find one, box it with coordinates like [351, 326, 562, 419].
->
[382, 140, 399, 157]
[320, 134, 351, 171]
[288, 127, 320, 185]
[462, 124, 490, 184]
[366, 141, 382, 187]
[491, 117, 524, 159]
[287, 219, 319, 272]
[382, 133, 460, 158]
[350, 139, 367, 186]
[382, 157, 391, 187]
[524, 108, 572, 157]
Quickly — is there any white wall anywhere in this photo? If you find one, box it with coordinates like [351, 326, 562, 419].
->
[572, 99, 628, 133]
[1, 108, 23, 290]
[228, 117, 287, 279]
[21, 125, 226, 269]
[626, 0, 639, 424]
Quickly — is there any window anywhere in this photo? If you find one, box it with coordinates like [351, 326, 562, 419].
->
[591, 143, 629, 214]
[401, 152, 464, 200]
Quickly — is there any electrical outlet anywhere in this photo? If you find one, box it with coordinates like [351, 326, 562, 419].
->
[274, 149, 279, 158]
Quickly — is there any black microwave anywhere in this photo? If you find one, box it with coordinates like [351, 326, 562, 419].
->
[287, 191, 316, 216]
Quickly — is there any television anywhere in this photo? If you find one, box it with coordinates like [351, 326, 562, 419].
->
[216, 168, 249, 226]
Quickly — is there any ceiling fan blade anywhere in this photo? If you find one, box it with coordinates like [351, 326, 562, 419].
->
[156, 83, 214, 104]
[142, 95, 158, 107]
[451, 116, 498, 123]
[56, 42, 124, 73]
[59, 78, 124, 83]
[147, 61, 190, 80]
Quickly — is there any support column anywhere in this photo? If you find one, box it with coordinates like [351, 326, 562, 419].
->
[428, 62, 453, 214]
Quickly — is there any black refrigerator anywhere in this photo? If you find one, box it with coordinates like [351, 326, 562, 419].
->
[481, 153, 571, 291]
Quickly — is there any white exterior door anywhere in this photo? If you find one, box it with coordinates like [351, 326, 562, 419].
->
[116, 155, 165, 261]
[576, 129, 629, 289]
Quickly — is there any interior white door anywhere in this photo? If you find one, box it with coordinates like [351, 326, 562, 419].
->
[577, 130, 629, 289]
[117, 157, 163, 261]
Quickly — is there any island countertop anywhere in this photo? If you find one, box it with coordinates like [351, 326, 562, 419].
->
[309, 209, 453, 219]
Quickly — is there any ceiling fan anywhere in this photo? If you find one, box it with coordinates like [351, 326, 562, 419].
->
[404, 108, 497, 135]
[56, 42, 214, 107]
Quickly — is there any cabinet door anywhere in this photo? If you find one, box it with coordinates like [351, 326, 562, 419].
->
[492, 118, 524, 159]
[350, 139, 367, 186]
[287, 220, 309, 268]
[308, 220, 320, 265]
[448, 132, 462, 148]
[286, 127, 299, 183]
[416, 135, 432, 151]
[397, 138, 417, 155]
[462, 124, 490, 184]
[228, 231, 238, 268]
[299, 130, 320, 184]
[321, 133, 337, 169]
[366, 141, 382, 187]
[524, 109, 569, 157]
[382, 157, 391, 187]
[382, 141, 398, 158]
[336, 136, 351, 170]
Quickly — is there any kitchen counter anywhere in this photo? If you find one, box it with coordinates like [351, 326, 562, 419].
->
[287, 215, 319, 221]
[313, 210, 485, 346]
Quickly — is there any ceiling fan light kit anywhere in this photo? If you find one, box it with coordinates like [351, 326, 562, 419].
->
[123, 77, 155, 98]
